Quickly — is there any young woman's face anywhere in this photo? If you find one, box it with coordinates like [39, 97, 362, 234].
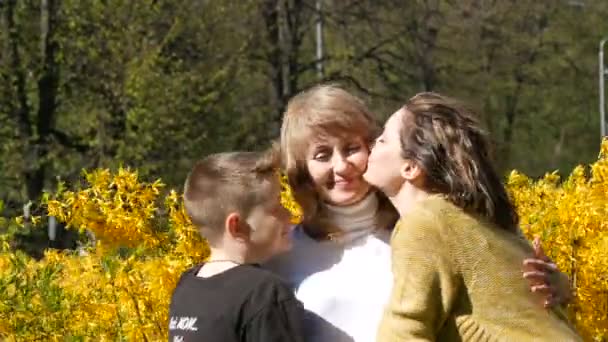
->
[364, 108, 407, 196]
[306, 135, 371, 206]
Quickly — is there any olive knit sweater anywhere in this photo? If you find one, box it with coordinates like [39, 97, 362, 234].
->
[377, 195, 581, 342]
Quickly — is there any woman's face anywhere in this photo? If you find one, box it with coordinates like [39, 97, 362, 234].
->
[364, 108, 407, 196]
[306, 135, 371, 206]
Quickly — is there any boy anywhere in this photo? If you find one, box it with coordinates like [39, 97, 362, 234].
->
[168, 151, 304, 342]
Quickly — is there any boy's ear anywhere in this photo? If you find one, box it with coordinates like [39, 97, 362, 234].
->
[400, 159, 422, 181]
[225, 212, 250, 241]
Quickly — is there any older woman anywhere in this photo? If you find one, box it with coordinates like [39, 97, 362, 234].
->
[265, 85, 571, 342]
[364, 92, 580, 341]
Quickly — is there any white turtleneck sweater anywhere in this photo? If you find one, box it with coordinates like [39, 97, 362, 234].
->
[264, 192, 393, 342]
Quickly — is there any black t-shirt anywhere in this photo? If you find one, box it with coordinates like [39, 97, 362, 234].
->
[168, 263, 305, 342]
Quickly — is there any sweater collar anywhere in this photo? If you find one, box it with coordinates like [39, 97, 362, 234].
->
[322, 191, 379, 244]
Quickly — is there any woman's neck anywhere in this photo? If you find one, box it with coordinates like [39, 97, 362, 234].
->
[389, 185, 431, 218]
[319, 191, 380, 243]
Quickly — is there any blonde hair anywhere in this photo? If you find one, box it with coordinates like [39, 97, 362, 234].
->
[279, 84, 397, 239]
[183, 151, 280, 243]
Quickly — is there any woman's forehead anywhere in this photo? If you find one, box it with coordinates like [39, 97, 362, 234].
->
[307, 134, 367, 148]
[384, 108, 407, 131]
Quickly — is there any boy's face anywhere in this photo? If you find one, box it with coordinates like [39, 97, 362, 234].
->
[245, 180, 294, 261]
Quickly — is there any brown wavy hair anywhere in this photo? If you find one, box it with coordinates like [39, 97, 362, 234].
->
[400, 92, 518, 232]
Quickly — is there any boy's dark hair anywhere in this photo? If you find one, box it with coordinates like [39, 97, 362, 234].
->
[183, 149, 280, 242]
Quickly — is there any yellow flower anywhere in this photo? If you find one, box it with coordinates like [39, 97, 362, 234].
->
[279, 172, 303, 224]
[1, 144, 606, 340]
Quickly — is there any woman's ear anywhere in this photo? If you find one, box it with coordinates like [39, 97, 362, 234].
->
[225, 212, 250, 241]
[400, 160, 422, 182]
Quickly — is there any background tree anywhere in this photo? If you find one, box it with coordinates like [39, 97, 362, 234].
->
[1, 0, 607, 212]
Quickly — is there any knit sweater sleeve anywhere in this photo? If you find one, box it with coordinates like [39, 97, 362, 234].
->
[377, 208, 460, 342]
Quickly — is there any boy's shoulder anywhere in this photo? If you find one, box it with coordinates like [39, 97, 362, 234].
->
[174, 263, 295, 300]
[169, 264, 299, 341]
[170, 263, 298, 319]
[235, 264, 297, 300]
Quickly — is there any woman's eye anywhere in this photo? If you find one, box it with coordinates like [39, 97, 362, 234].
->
[313, 152, 330, 161]
[345, 145, 361, 155]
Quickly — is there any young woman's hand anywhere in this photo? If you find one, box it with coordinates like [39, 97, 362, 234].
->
[523, 236, 573, 308]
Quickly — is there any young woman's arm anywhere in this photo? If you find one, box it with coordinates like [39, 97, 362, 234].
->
[377, 212, 458, 342]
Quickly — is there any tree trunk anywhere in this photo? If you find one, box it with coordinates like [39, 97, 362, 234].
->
[7, 0, 60, 201]
[260, 0, 304, 138]
[261, 0, 284, 131]
[28, 0, 59, 200]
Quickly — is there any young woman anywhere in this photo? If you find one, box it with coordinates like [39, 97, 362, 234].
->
[364, 92, 580, 341]
[265, 85, 571, 342]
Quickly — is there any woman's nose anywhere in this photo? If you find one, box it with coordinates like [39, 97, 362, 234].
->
[332, 153, 350, 174]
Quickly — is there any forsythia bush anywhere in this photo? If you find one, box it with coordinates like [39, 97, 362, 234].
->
[508, 140, 608, 341]
[0, 141, 607, 341]
[0, 169, 209, 341]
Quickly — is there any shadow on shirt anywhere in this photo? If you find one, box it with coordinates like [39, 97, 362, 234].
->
[263, 225, 390, 342]
[265, 244, 354, 341]
[303, 309, 355, 342]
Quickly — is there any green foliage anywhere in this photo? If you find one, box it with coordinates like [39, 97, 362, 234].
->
[1, 0, 607, 202]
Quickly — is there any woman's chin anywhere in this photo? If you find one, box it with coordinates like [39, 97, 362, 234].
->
[362, 170, 378, 189]
[324, 188, 372, 207]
